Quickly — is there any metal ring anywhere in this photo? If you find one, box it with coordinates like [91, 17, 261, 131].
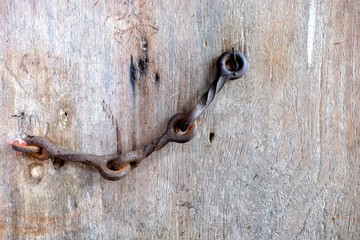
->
[166, 113, 197, 143]
[12, 142, 41, 153]
[217, 50, 248, 80]
[29, 148, 51, 160]
[97, 162, 131, 181]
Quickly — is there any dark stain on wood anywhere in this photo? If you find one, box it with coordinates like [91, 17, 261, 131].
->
[138, 58, 147, 77]
[129, 55, 136, 94]
[115, 119, 121, 154]
[138, 36, 148, 78]
[178, 201, 194, 209]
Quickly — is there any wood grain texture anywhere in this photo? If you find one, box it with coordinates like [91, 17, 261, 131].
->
[1, 0, 360, 239]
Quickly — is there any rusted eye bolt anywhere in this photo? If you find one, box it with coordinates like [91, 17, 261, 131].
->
[99, 162, 131, 181]
[166, 113, 197, 143]
[218, 50, 248, 80]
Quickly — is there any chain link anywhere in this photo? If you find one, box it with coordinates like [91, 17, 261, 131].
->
[10, 50, 247, 181]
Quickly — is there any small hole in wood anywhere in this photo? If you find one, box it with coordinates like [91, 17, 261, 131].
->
[209, 132, 215, 143]
[152, 72, 160, 84]
[29, 163, 44, 180]
[204, 39, 208, 47]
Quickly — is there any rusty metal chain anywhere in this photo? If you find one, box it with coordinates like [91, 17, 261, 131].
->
[10, 50, 248, 181]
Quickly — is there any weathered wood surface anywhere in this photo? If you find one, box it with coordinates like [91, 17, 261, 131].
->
[1, 0, 359, 239]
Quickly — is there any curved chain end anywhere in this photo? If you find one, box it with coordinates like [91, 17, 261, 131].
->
[167, 113, 197, 143]
[11, 141, 41, 153]
[96, 162, 131, 181]
[11, 140, 51, 160]
[218, 50, 248, 80]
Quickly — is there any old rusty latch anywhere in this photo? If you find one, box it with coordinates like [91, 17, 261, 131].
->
[10, 50, 248, 181]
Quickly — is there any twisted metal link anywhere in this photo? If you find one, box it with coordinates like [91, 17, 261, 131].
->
[182, 51, 247, 129]
[10, 50, 247, 181]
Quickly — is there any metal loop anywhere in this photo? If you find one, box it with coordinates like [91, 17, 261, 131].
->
[11, 142, 50, 160]
[166, 113, 197, 143]
[218, 50, 248, 80]
[12, 142, 41, 153]
[29, 149, 51, 160]
[97, 162, 131, 181]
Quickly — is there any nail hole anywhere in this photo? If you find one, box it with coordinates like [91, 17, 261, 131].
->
[140, 37, 147, 51]
[59, 109, 69, 128]
[209, 132, 215, 143]
[30, 163, 44, 180]
[152, 72, 160, 83]
[204, 39, 208, 47]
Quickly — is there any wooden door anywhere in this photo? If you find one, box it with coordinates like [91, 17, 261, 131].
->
[1, 0, 359, 239]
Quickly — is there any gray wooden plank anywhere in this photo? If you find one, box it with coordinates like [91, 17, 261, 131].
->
[0, 0, 359, 239]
